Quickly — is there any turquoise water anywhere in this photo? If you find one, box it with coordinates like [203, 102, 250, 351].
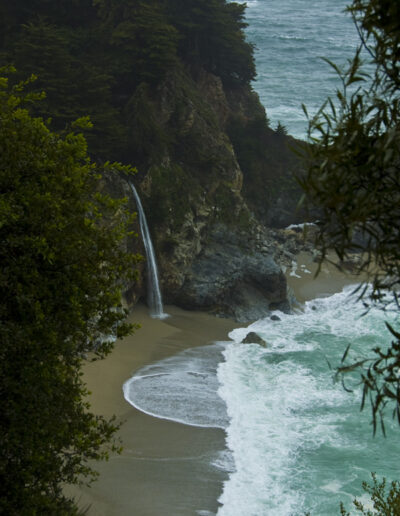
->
[125, 287, 400, 515]
[242, 0, 360, 139]
[217, 288, 400, 515]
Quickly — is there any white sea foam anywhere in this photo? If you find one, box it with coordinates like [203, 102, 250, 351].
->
[211, 449, 235, 473]
[217, 287, 400, 515]
[123, 286, 400, 515]
[123, 343, 230, 428]
[285, 222, 317, 230]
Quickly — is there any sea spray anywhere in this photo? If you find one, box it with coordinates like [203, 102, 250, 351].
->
[130, 183, 167, 319]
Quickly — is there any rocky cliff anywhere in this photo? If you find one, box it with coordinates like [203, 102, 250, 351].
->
[2, 0, 307, 323]
[111, 68, 306, 322]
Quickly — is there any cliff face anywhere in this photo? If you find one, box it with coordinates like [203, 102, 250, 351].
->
[118, 67, 304, 321]
[2, 0, 305, 322]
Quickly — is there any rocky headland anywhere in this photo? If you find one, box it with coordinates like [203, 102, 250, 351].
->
[105, 69, 311, 322]
[2, 0, 313, 323]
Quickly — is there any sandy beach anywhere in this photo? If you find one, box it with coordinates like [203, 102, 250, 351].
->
[67, 251, 361, 516]
[66, 305, 240, 516]
[285, 251, 361, 304]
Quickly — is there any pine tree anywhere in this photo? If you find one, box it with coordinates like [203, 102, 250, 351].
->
[9, 20, 125, 159]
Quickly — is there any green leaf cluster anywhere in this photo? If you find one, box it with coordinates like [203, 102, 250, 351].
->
[0, 70, 140, 514]
[340, 473, 400, 515]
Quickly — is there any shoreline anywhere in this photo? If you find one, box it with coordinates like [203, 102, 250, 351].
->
[66, 305, 240, 516]
[285, 251, 361, 304]
[67, 252, 361, 515]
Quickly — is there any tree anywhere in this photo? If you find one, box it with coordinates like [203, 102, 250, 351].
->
[95, 0, 180, 87]
[299, 0, 400, 433]
[340, 473, 400, 516]
[8, 20, 125, 160]
[0, 69, 140, 514]
[167, 0, 255, 86]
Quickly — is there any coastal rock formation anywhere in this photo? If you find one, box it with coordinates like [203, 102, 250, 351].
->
[106, 68, 306, 320]
[241, 332, 268, 347]
[102, 69, 305, 320]
[169, 224, 289, 322]
[2, 0, 307, 322]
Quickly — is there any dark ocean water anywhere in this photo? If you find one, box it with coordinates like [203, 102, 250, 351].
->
[243, 0, 360, 139]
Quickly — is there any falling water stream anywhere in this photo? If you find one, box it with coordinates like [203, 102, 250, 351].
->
[130, 184, 168, 319]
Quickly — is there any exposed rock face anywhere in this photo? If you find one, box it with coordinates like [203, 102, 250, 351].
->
[170, 224, 288, 322]
[241, 332, 268, 347]
[105, 68, 305, 321]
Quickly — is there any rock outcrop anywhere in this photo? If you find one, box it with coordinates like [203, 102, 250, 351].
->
[105, 68, 306, 321]
[170, 224, 289, 322]
[241, 332, 268, 347]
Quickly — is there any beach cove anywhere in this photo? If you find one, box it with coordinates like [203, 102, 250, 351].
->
[66, 304, 239, 516]
[67, 254, 364, 516]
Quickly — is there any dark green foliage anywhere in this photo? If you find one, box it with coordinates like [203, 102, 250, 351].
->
[340, 474, 400, 515]
[0, 0, 96, 51]
[228, 113, 273, 214]
[0, 70, 140, 515]
[167, 0, 255, 85]
[11, 21, 83, 124]
[96, 0, 180, 87]
[0, 0, 255, 164]
[349, 0, 400, 88]
[228, 105, 301, 226]
[275, 121, 288, 136]
[1, 0, 96, 30]
[299, 0, 400, 430]
[7, 20, 125, 159]
[143, 163, 201, 231]
[124, 83, 169, 165]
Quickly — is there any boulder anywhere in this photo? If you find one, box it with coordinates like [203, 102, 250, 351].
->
[241, 332, 267, 347]
[170, 224, 289, 322]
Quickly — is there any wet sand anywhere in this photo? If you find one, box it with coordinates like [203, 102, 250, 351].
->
[67, 252, 362, 515]
[286, 251, 361, 304]
[66, 305, 240, 516]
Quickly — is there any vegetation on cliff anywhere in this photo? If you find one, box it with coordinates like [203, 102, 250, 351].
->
[0, 0, 255, 162]
[0, 1, 301, 510]
[1, 0, 300, 237]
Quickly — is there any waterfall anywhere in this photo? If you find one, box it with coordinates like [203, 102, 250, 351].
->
[130, 184, 168, 319]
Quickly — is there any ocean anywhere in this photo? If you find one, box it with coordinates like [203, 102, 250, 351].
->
[217, 289, 400, 515]
[243, 0, 360, 139]
[123, 2, 400, 515]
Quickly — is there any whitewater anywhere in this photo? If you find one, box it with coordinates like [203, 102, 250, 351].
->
[217, 289, 400, 515]
[124, 288, 400, 515]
